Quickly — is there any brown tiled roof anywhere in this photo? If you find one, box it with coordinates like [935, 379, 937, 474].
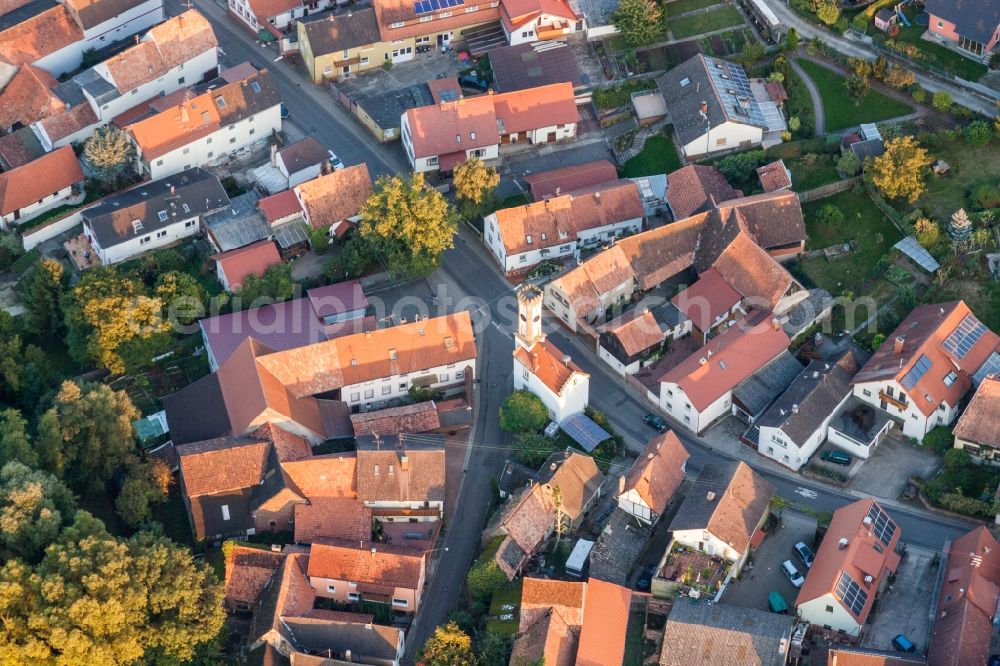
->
[661, 315, 791, 411]
[63, 0, 151, 30]
[521, 577, 585, 610]
[250, 551, 315, 641]
[251, 423, 312, 462]
[548, 245, 634, 318]
[620, 431, 688, 517]
[259, 188, 303, 223]
[513, 339, 587, 396]
[350, 401, 441, 436]
[224, 545, 284, 610]
[756, 160, 792, 193]
[617, 212, 709, 290]
[953, 375, 1000, 447]
[0, 5, 84, 68]
[248, 0, 301, 20]
[306, 540, 424, 590]
[277, 137, 328, 174]
[494, 179, 643, 255]
[765, 81, 788, 102]
[145, 10, 218, 73]
[671, 267, 742, 331]
[105, 41, 165, 93]
[0, 146, 83, 217]
[0, 65, 61, 130]
[796, 498, 901, 624]
[293, 498, 371, 543]
[427, 76, 462, 104]
[176, 435, 269, 496]
[212, 239, 282, 291]
[537, 449, 604, 522]
[576, 579, 631, 666]
[716, 190, 806, 251]
[523, 159, 618, 200]
[37, 101, 99, 142]
[502, 484, 554, 554]
[295, 164, 373, 230]
[510, 608, 578, 666]
[373, 0, 501, 41]
[301, 8, 381, 57]
[711, 232, 794, 308]
[493, 82, 578, 134]
[853, 301, 1000, 417]
[355, 435, 446, 503]
[599, 308, 665, 357]
[666, 165, 742, 220]
[281, 453, 357, 499]
[0, 127, 46, 169]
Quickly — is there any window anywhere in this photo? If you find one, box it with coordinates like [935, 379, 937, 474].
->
[390, 21, 404, 27]
[684, 403, 691, 411]
[361, 57, 369, 65]
[364, 389, 374, 399]
[216, 96, 227, 108]
[522, 369, 529, 380]
[178, 76, 185, 84]
[683, 415, 691, 423]
[207, 151, 213, 158]
[207, 137, 213, 144]
[184, 220, 196, 228]
[936, 20, 943, 28]
[456, 370, 464, 380]
[156, 230, 167, 238]
[131, 88, 138, 95]
[862, 389, 872, 397]
[382, 385, 391, 395]
[158, 210, 168, 222]
[440, 10, 452, 16]
[825, 605, 834, 613]
[249, 128, 255, 135]
[327, 584, 336, 593]
[426, 156, 439, 166]
[347, 592, 360, 601]
[182, 203, 191, 213]
[440, 373, 449, 382]
[139, 236, 151, 245]
[715, 137, 727, 146]
[666, 389, 673, 397]
[155, 159, 164, 166]
[519, 255, 527, 263]
[230, 137, 237, 144]
[399, 382, 407, 391]
[221, 505, 231, 521]
[229, 124, 236, 131]
[526, 235, 533, 244]
[392, 598, 408, 607]
[943, 371, 958, 387]
[342, 48, 350, 58]
[466, 5, 477, 11]
[420, 15, 431, 21]
[350, 392, 360, 401]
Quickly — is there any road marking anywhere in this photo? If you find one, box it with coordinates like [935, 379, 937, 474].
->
[491, 321, 512, 339]
[795, 487, 818, 500]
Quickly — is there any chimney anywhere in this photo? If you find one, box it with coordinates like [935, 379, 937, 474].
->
[771, 318, 780, 331]
[893, 336, 905, 354]
[698, 357, 708, 366]
[838, 537, 849, 549]
[321, 159, 333, 175]
[864, 575, 874, 585]
[400, 454, 409, 470]
[618, 475, 625, 495]
[270, 142, 278, 166]
[594, 191, 601, 201]
[562, 354, 571, 365]
[371, 547, 377, 554]
[706, 491, 716, 501]
[792, 404, 799, 414]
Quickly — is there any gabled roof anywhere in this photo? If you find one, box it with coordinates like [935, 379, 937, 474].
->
[0, 64, 61, 130]
[576, 579, 631, 666]
[536, 449, 604, 521]
[666, 165, 742, 220]
[598, 308, 667, 357]
[278, 137, 329, 175]
[300, 7, 381, 56]
[307, 280, 368, 318]
[212, 239, 282, 291]
[488, 41, 583, 94]
[355, 433, 446, 504]
[716, 190, 806, 252]
[373, 0, 501, 41]
[281, 453, 356, 499]
[826, 647, 926, 666]
[710, 231, 795, 308]
[306, 540, 425, 590]
[953, 375, 1000, 447]
[510, 607, 578, 666]
[293, 498, 371, 544]
[0, 145, 83, 216]
[669, 461, 774, 553]
[0, 4, 84, 68]
[258, 188, 303, 223]
[249, 551, 315, 645]
[924, 0, 1000, 45]
[548, 244, 634, 317]
[295, 164, 373, 229]
[661, 314, 791, 411]
[247, 0, 301, 20]
[731, 350, 804, 419]
[350, 401, 441, 436]
[501, 484, 555, 557]
[36, 95, 99, 142]
[796, 498, 901, 624]
[63, 0, 147, 30]
[852, 301, 1000, 416]
[757, 160, 792, 192]
[619, 431, 688, 517]
[177, 435, 271, 497]
[281, 613, 403, 663]
[671, 267, 742, 331]
[523, 159, 618, 200]
[513, 338, 588, 396]
[224, 545, 285, 610]
[0, 126, 46, 169]
[501, 0, 578, 28]
[493, 82, 578, 135]
[661, 601, 795, 666]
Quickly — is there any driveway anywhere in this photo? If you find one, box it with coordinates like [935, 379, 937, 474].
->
[861, 545, 936, 652]
[847, 436, 941, 500]
[724, 509, 818, 611]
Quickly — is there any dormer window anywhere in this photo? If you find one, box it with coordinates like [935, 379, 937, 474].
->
[351, 359, 358, 366]
[471, 131, 476, 140]
[374, 464, 380, 475]
[456, 134, 461, 143]
[388, 464, 394, 475]
[943, 371, 957, 387]
[540, 233, 546, 241]
[680, 77, 691, 87]
[157, 210, 168, 222]
[250, 81, 261, 93]
[132, 219, 143, 232]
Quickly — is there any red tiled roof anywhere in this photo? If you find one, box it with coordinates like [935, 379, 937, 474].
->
[711, 231, 794, 308]
[258, 188, 303, 223]
[295, 164, 373, 230]
[224, 545, 284, 610]
[294, 498, 371, 543]
[523, 159, 618, 200]
[0, 146, 83, 217]
[756, 160, 792, 192]
[248, 0, 301, 20]
[37, 101, 99, 143]
[0, 5, 84, 68]
[666, 165, 742, 220]
[620, 431, 688, 517]
[513, 339, 587, 395]
[671, 268, 741, 331]
[350, 401, 441, 436]
[306, 540, 425, 590]
[177, 436, 269, 497]
[599, 308, 665, 357]
[281, 453, 357, 499]
[373, 0, 501, 41]
[952, 375, 1000, 447]
[0, 65, 61, 130]
[212, 239, 282, 291]
[661, 314, 791, 411]
[576, 579, 631, 666]
[493, 82, 578, 134]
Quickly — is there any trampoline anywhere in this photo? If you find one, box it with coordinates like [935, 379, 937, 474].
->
[915, 12, 929, 27]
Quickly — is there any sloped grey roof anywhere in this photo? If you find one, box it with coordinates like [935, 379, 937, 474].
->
[660, 601, 794, 666]
[732, 350, 804, 418]
[924, 0, 1000, 45]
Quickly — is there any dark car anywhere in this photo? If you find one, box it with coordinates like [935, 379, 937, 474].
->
[820, 450, 852, 466]
[643, 413, 667, 432]
[636, 564, 657, 592]
[458, 74, 488, 91]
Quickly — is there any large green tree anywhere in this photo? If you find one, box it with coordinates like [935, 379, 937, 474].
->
[236, 263, 295, 308]
[22, 258, 66, 336]
[453, 157, 500, 219]
[0, 462, 75, 563]
[0, 410, 36, 469]
[499, 391, 549, 433]
[611, 0, 663, 47]
[419, 622, 476, 666]
[869, 135, 933, 203]
[359, 173, 457, 278]
[36, 381, 139, 492]
[154, 271, 206, 327]
[115, 458, 170, 528]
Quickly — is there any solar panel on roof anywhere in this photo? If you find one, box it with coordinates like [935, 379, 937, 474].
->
[835, 572, 869, 618]
[561, 413, 611, 453]
[901, 354, 932, 390]
[974, 351, 1000, 386]
[865, 502, 896, 546]
[943, 314, 988, 360]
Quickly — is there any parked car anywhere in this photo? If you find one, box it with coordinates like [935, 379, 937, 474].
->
[643, 413, 667, 432]
[820, 450, 852, 466]
[781, 560, 804, 588]
[768, 591, 789, 614]
[636, 563, 657, 592]
[793, 541, 815, 569]
[892, 634, 915, 652]
[458, 74, 488, 91]
[327, 150, 344, 170]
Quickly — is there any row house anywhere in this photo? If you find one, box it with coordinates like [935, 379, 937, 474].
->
[851, 301, 1000, 440]
[307, 540, 427, 613]
[0, 146, 84, 230]
[924, 0, 1000, 58]
[616, 430, 688, 526]
[355, 434, 446, 523]
[294, 163, 373, 238]
[500, 0, 583, 45]
[125, 66, 282, 180]
[485, 179, 644, 277]
[374, 0, 501, 59]
[952, 374, 1000, 462]
[597, 304, 690, 376]
[401, 82, 578, 172]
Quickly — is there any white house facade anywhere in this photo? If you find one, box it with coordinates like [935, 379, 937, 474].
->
[679, 120, 764, 159]
[341, 361, 475, 414]
[659, 383, 730, 435]
[68, 0, 166, 52]
[850, 379, 956, 440]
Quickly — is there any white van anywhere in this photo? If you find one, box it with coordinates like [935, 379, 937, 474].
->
[565, 539, 595, 577]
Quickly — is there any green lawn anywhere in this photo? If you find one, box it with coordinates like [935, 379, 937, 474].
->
[593, 79, 659, 111]
[486, 579, 522, 637]
[620, 133, 682, 177]
[799, 188, 902, 296]
[889, 7, 988, 82]
[913, 139, 1000, 221]
[788, 154, 842, 190]
[664, 0, 720, 17]
[794, 59, 914, 131]
[670, 5, 744, 38]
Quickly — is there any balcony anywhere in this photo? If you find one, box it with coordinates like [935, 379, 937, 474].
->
[879, 390, 907, 411]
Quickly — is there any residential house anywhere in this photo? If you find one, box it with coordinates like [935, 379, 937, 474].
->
[349, 401, 442, 437]
[294, 163, 373, 238]
[512, 285, 589, 424]
[62, 0, 166, 56]
[224, 544, 285, 612]
[597, 304, 690, 376]
[253, 136, 338, 193]
[164, 311, 477, 444]
[537, 449, 604, 531]
[488, 40, 583, 94]
[924, 0, 1000, 58]
[355, 433, 446, 522]
[665, 164, 742, 221]
[757, 160, 792, 192]
[485, 179, 644, 276]
[659, 313, 792, 435]
[500, 0, 582, 45]
[755, 351, 860, 471]
[0, 65, 62, 133]
[80, 167, 229, 265]
[796, 498, 902, 637]
[212, 239, 282, 292]
[927, 525, 1000, 666]
[125, 66, 282, 179]
[874, 7, 898, 33]
[715, 190, 807, 260]
[851, 301, 1000, 440]
[826, 397, 895, 460]
[952, 374, 1000, 462]
[285, 454, 371, 545]
[401, 82, 578, 172]
[306, 540, 426, 613]
[656, 55, 770, 159]
[730, 350, 803, 425]
[246, 551, 316, 654]
[671, 267, 743, 342]
[274, 612, 406, 666]
[297, 8, 384, 83]
[659, 601, 795, 666]
[666, 460, 774, 572]
[617, 430, 689, 525]
[825, 648, 926, 666]
[228, 0, 315, 38]
[372, 0, 502, 59]
[0, 146, 84, 230]
[259, 188, 305, 227]
[522, 159, 617, 201]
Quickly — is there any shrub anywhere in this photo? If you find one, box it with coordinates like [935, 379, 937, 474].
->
[974, 183, 1000, 209]
[964, 120, 993, 147]
[910, 86, 927, 104]
[870, 333, 886, 352]
[499, 391, 548, 433]
[513, 432, 558, 468]
[923, 426, 953, 455]
[883, 65, 915, 89]
[466, 556, 507, 603]
[816, 204, 845, 225]
[938, 493, 994, 518]
[932, 91, 953, 112]
[788, 116, 801, 132]
[837, 151, 861, 176]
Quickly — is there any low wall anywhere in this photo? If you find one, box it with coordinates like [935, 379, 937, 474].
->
[797, 175, 861, 203]
[21, 209, 83, 251]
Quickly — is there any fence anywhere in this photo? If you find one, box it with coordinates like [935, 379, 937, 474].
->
[20, 208, 84, 251]
[796, 175, 862, 203]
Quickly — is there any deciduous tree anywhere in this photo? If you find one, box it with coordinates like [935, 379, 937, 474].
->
[931, 91, 953, 112]
[513, 432, 558, 468]
[84, 125, 132, 186]
[154, 271, 205, 326]
[359, 173, 457, 278]
[739, 40, 765, 68]
[0, 462, 75, 562]
[785, 28, 798, 51]
[816, 0, 840, 25]
[0, 410, 36, 469]
[499, 390, 548, 433]
[610, 0, 663, 47]
[453, 157, 499, 208]
[870, 136, 932, 203]
[419, 622, 476, 666]
[845, 74, 870, 104]
[115, 459, 169, 528]
[22, 258, 65, 336]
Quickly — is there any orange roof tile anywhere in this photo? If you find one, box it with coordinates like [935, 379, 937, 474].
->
[374, 0, 501, 41]
[599, 308, 665, 357]
[548, 245, 634, 318]
[177, 436, 269, 496]
[306, 540, 425, 590]
[248, 0, 301, 19]
[501, 484, 555, 557]
[259, 188, 303, 223]
[493, 82, 578, 134]
[403, 95, 498, 159]
[711, 232, 794, 308]
[666, 164, 742, 220]
[126, 88, 221, 160]
[0, 65, 61, 130]
[0, 146, 83, 217]
[756, 160, 792, 192]
[523, 159, 618, 200]
[213, 240, 282, 291]
[281, 453, 357, 499]
[617, 212, 709, 290]
[671, 267, 741, 331]
[576, 579, 631, 666]
[536, 449, 603, 521]
[37, 101, 99, 143]
[520, 577, 585, 613]
[0, 5, 84, 68]
[620, 431, 688, 517]
[293, 498, 371, 543]
[224, 545, 284, 609]
[513, 339, 587, 396]
[295, 164, 373, 230]
[250, 423, 312, 462]
[954, 375, 1000, 447]
[661, 314, 791, 411]
[144, 10, 217, 72]
[510, 607, 578, 666]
